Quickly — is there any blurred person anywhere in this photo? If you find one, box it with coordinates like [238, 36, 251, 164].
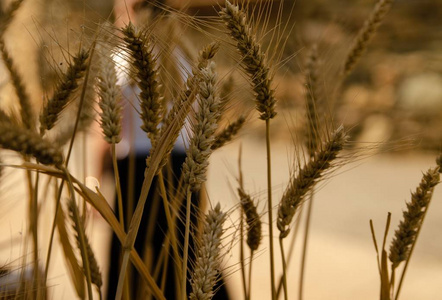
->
[107, 0, 229, 299]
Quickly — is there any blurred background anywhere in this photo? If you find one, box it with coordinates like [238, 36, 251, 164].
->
[0, 0, 441, 299]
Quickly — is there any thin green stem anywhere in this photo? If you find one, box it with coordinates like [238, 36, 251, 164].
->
[181, 189, 192, 300]
[299, 192, 314, 300]
[279, 238, 288, 300]
[265, 119, 276, 300]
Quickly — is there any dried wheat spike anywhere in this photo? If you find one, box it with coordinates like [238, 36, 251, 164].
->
[148, 42, 220, 174]
[183, 62, 221, 192]
[39, 49, 89, 134]
[238, 188, 262, 251]
[98, 48, 122, 144]
[189, 203, 226, 300]
[389, 167, 440, 269]
[221, 0, 277, 120]
[0, 122, 64, 167]
[0, 40, 34, 130]
[343, 0, 394, 75]
[122, 22, 162, 141]
[0, 0, 23, 35]
[305, 44, 321, 157]
[277, 126, 347, 238]
[68, 200, 103, 290]
[75, 43, 101, 132]
[211, 116, 245, 150]
[162, 42, 219, 130]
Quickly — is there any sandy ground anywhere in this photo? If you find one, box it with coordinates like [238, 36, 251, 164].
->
[1, 134, 442, 299]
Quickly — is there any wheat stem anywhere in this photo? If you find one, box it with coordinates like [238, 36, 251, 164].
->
[265, 119, 277, 300]
[279, 237, 288, 300]
[182, 189, 193, 300]
[299, 192, 314, 300]
[158, 172, 182, 296]
[111, 143, 124, 228]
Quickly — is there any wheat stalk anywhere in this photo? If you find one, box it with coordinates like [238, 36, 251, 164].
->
[189, 203, 226, 300]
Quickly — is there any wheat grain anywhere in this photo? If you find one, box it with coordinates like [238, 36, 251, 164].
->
[277, 126, 347, 238]
[189, 203, 226, 300]
[221, 0, 276, 121]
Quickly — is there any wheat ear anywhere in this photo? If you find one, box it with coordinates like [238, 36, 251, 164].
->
[221, 0, 276, 120]
[436, 154, 442, 172]
[389, 167, 440, 269]
[97, 47, 122, 144]
[68, 200, 103, 291]
[0, 122, 63, 167]
[238, 188, 262, 251]
[0, 39, 34, 130]
[189, 203, 226, 300]
[211, 116, 245, 151]
[277, 126, 347, 238]
[343, 0, 394, 75]
[39, 49, 89, 134]
[148, 42, 220, 173]
[304, 44, 321, 156]
[122, 22, 162, 141]
[183, 61, 222, 192]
